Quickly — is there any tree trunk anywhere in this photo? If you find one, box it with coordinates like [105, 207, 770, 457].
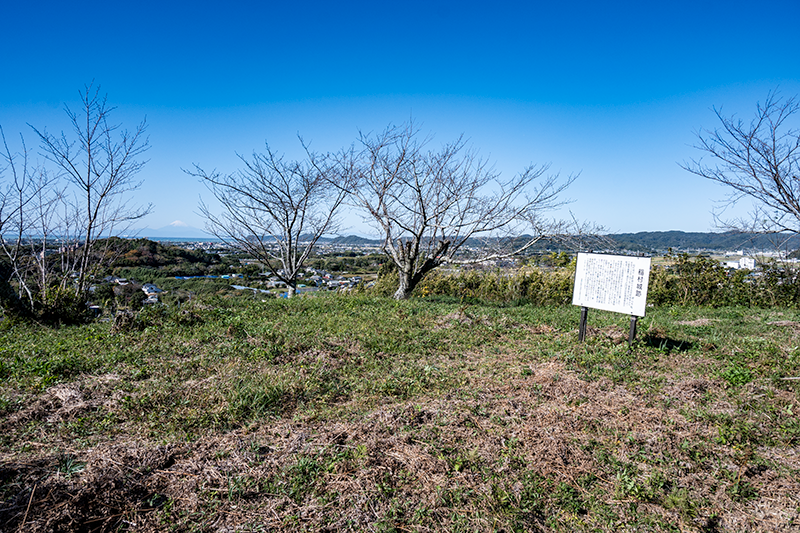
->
[392, 257, 442, 300]
[287, 284, 297, 298]
[393, 269, 414, 300]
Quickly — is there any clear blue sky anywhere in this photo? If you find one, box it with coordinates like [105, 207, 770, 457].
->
[2, 0, 798, 236]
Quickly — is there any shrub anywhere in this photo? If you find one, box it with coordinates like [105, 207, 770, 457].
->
[38, 287, 92, 325]
[114, 283, 147, 310]
[373, 253, 800, 309]
[413, 267, 575, 305]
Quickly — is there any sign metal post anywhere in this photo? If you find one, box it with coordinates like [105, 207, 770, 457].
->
[572, 253, 651, 351]
[628, 315, 638, 351]
[578, 306, 589, 342]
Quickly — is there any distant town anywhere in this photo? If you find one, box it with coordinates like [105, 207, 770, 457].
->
[158, 230, 800, 259]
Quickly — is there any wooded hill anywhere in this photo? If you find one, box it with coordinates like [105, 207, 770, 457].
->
[317, 231, 800, 253]
[607, 231, 800, 252]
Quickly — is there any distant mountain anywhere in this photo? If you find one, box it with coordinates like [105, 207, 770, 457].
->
[302, 234, 382, 245]
[125, 227, 800, 252]
[139, 221, 213, 239]
[608, 231, 800, 252]
[328, 235, 382, 245]
[317, 231, 800, 253]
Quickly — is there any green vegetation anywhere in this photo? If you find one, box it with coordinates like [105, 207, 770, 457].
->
[110, 238, 222, 268]
[1, 293, 799, 531]
[375, 252, 800, 309]
[3, 240, 800, 530]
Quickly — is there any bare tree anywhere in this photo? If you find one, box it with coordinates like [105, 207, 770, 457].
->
[0, 128, 62, 312]
[349, 122, 576, 299]
[32, 83, 151, 294]
[682, 92, 800, 234]
[0, 127, 36, 310]
[190, 142, 351, 297]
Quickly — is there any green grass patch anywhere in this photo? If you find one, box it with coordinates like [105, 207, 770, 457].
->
[2, 297, 800, 531]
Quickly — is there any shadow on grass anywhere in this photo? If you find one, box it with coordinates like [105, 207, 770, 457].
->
[642, 334, 694, 353]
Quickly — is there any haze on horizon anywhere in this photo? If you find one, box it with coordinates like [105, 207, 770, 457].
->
[2, 1, 798, 237]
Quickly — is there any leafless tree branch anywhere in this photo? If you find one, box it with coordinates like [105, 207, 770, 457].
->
[189, 140, 352, 297]
[0, 127, 65, 313]
[349, 121, 579, 299]
[31, 83, 152, 293]
[682, 91, 800, 235]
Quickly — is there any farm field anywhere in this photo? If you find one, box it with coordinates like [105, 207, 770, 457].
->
[1, 295, 799, 532]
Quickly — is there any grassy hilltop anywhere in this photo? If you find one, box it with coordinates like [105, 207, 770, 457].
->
[1, 293, 799, 532]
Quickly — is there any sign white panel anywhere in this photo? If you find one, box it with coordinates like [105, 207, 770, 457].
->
[572, 253, 651, 316]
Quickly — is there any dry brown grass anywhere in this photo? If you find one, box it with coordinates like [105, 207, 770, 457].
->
[3, 356, 799, 532]
[2, 300, 800, 532]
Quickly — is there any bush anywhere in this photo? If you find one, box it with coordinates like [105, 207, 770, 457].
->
[372, 253, 800, 309]
[38, 287, 92, 325]
[114, 283, 147, 310]
[637, 254, 800, 308]
[370, 262, 400, 297]
[413, 267, 575, 305]
[91, 283, 116, 308]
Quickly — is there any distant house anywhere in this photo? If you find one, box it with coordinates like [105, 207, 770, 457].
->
[103, 275, 128, 285]
[725, 257, 756, 270]
[141, 283, 163, 295]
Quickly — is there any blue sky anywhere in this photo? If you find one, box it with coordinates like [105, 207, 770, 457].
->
[2, 0, 799, 236]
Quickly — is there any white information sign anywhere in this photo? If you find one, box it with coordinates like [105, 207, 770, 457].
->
[572, 253, 651, 317]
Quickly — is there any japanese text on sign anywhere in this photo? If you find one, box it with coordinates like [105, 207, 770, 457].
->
[572, 253, 651, 316]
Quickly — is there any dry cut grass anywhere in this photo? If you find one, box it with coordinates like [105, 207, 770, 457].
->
[1, 297, 799, 532]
